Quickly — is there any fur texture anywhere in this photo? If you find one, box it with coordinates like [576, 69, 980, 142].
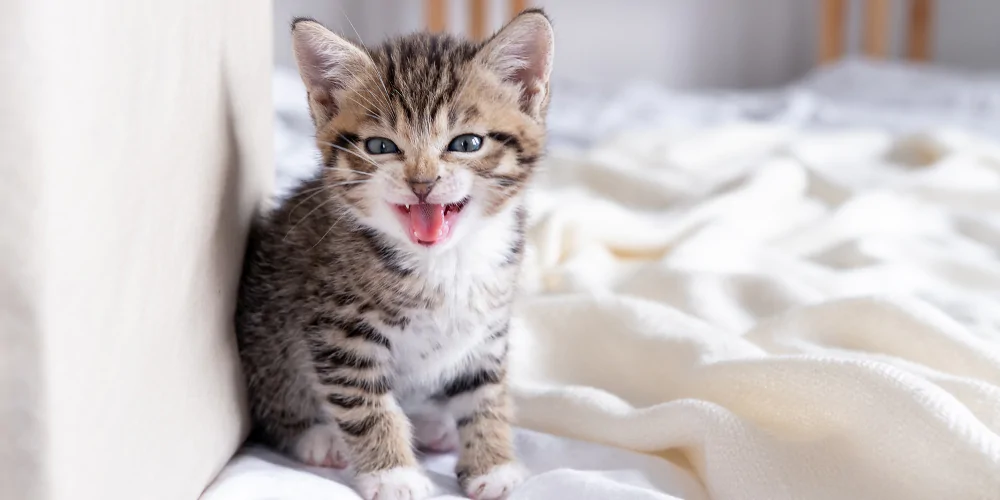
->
[235, 10, 553, 500]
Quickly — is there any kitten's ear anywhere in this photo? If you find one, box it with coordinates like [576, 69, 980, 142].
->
[291, 18, 372, 127]
[476, 9, 554, 119]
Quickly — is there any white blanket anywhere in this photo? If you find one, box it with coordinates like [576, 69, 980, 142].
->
[205, 124, 1000, 500]
[509, 125, 1000, 499]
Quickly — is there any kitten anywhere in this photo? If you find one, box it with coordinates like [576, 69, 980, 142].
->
[235, 10, 553, 500]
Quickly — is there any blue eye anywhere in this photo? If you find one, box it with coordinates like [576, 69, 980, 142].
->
[447, 134, 483, 153]
[365, 137, 399, 155]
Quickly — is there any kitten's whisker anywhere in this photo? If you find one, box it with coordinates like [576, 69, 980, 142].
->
[347, 141, 386, 170]
[284, 197, 336, 242]
[285, 185, 331, 223]
[325, 143, 381, 170]
[326, 180, 369, 187]
[346, 94, 382, 120]
[343, 70, 389, 113]
[322, 166, 376, 177]
[363, 86, 392, 117]
[309, 206, 353, 250]
[322, 140, 383, 171]
[335, 57, 391, 114]
[339, 8, 393, 107]
[338, 134, 388, 168]
[285, 180, 368, 223]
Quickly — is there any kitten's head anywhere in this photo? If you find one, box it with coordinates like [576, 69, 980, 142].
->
[291, 10, 553, 251]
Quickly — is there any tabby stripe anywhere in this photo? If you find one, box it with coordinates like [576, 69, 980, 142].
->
[321, 373, 392, 394]
[314, 345, 376, 370]
[306, 314, 335, 330]
[487, 132, 523, 154]
[317, 283, 360, 306]
[505, 232, 525, 266]
[430, 71, 460, 120]
[383, 49, 399, 124]
[338, 414, 379, 437]
[359, 228, 414, 277]
[335, 318, 391, 350]
[456, 410, 507, 428]
[326, 393, 367, 409]
[335, 132, 360, 150]
[440, 368, 502, 398]
[463, 106, 480, 122]
[489, 174, 523, 188]
[382, 314, 410, 330]
[488, 324, 510, 342]
[518, 154, 540, 166]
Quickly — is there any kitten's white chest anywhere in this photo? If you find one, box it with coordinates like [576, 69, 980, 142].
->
[389, 242, 512, 398]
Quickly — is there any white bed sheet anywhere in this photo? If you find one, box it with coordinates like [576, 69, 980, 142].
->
[203, 430, 705, 500]
[203, 60, 1000, 500]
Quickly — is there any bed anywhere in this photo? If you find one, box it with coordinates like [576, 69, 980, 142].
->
[202, 55, 1000, 500]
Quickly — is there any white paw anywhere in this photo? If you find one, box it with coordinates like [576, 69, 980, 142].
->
[355, 467, 434, 500]
[464, 463, 527, 500]
[292, 424, 349, 469]
[412, 412, 459, 453]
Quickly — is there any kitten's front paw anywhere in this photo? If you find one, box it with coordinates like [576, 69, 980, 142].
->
[355, 467, 434, 500]
[463, 463, 527, 500]
[292, 424, 349, 469]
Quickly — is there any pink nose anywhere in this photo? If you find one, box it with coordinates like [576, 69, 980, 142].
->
[407, 178, 437, 202]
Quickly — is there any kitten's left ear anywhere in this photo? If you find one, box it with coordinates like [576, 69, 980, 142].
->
[476, 9, 554, 119]
[291, 18, 374, 128]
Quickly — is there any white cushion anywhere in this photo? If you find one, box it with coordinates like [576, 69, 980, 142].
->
[0, 1, 272, 498]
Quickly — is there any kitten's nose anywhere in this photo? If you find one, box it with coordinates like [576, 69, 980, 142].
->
[407, 177, 438, 202]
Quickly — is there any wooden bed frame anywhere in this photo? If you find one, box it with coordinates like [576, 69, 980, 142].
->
[820, 0, 935, 63]
[426, 0, 528, 39]
[428, 0, 934, 64]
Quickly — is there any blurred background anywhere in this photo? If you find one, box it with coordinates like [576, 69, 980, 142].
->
[274, 0, 1000, 89]
[272, 0, 1000, 195]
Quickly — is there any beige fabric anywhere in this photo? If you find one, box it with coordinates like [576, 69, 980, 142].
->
[0, 1, 272, 499]
[510, 126, 1000, 499]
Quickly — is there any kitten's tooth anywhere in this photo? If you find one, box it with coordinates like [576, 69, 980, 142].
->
[405, 204, 410, 211]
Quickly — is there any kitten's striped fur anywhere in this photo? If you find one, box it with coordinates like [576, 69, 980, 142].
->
[236, 10, 553, 500]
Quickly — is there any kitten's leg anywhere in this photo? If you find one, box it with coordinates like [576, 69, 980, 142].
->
[441, 354, 526, 500]
[310, 329, 433, 500]
[247, 373, 349, 468]
[291, 422, 350, 469]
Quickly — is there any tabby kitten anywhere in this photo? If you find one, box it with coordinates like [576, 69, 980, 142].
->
[235, 10, 553, 500]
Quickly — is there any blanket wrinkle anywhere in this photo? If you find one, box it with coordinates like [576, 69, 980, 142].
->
[205, 123, 1000, 500]
[511, 125, 1000, 499]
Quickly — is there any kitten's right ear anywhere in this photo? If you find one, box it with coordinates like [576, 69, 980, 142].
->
[291, 18, 372, 127]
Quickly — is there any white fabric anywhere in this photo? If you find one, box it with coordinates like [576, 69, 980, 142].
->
[207, 125, 1000, 499]
[0, 1, 272, 499]
[206, 61, 1000, 499]
[508, 125, 1000, 499]
[204, 430, 706, 500]
[545, 59, 1000, 150]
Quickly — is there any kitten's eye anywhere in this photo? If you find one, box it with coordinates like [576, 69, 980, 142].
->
[365, 137, 399, 155]
[447, 134, 483, 153]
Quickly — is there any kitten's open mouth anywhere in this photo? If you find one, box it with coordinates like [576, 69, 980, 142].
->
[394, 198, 469, 246]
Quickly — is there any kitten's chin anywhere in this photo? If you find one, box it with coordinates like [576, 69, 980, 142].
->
[392, 198, 470, 247]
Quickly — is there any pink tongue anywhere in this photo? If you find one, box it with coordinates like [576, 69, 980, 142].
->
[409, 203, 446, 242]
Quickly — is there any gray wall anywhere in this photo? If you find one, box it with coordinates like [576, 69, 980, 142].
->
[274, 0, 1000, 89]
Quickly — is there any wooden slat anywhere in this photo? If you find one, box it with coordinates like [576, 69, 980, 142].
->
[819, 0, 846, 63]
[510, 0, 528, 19]
[426, 0, 446, 33]
[470, 0, 488, 40]
[907, 0, 933, 61]
[863, 0, 891, 58]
